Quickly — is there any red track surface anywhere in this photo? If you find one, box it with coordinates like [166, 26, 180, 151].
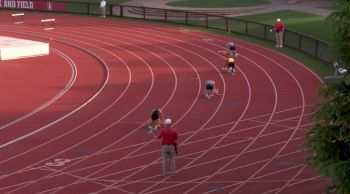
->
[0, 12, 329, 194]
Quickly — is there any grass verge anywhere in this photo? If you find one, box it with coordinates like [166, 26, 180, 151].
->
[238, 10, 332, 43]
[167, 0, 271, 8]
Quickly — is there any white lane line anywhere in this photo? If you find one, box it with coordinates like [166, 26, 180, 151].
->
[0, 48, 76, 131]
[0, 47, 78, 149]
[45, 24, 206, 194]
[88, 24, 231, 194]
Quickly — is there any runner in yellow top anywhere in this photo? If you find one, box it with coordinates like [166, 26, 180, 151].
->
[223, 55, 236, 74]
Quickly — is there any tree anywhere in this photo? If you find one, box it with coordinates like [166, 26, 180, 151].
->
[328, 0, 350, 68]
[305, 0, 350, 193]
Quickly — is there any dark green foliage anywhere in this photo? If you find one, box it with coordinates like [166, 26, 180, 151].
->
[305, 1, 350, 193]
[306, 61, 350, 190]
[327, 0, 350, 68]
[306, 73, 350, 193]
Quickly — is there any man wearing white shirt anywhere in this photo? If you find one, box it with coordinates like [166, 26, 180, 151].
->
[100, 0, 106, 18]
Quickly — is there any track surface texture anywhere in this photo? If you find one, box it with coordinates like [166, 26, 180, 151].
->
[0, 12, 329, 194]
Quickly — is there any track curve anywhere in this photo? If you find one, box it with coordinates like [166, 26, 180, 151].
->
[0, 12, 329, 194]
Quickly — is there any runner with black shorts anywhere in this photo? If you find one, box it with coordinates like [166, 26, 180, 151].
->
[204, 80, 216, 99]
[226, 57, 236, 75]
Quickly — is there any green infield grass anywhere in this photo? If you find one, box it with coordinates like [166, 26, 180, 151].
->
[172, 10, 331, 43]
[238, 10, 332, 43]
[167, 0, 270, 8]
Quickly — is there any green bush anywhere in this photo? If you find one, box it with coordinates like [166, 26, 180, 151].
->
[305, 0, 350, 193]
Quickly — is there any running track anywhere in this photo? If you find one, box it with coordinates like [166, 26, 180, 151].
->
[0, 12, 330, 194]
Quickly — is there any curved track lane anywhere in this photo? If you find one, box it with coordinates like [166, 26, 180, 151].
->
[0, 12, 329, 194]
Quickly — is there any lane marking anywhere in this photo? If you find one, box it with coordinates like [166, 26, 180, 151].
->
[0, 48, 77, 131]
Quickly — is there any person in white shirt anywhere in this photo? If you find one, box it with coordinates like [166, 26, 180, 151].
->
[100, 0, 106, 18]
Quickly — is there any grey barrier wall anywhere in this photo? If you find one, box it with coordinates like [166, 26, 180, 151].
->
[1, 2, 332, 63]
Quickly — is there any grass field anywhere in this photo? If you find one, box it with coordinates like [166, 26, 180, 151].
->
[167, 0, 270, 8]
[238, 10, 332, 43]
[166, 10, 331, 44]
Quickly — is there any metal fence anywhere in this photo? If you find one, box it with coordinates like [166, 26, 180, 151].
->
[2, 2, 332, 63]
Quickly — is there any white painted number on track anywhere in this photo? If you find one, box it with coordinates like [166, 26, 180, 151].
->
[45, 158, 71, 167]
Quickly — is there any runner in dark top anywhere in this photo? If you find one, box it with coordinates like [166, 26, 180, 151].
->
[148, 109, 163, 136]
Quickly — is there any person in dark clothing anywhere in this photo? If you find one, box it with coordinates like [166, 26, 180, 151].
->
[148, 109, 163, 136]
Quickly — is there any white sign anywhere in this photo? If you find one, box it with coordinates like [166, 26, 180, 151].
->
[0, 0, 65, 11]
[0, 0, 34, 9]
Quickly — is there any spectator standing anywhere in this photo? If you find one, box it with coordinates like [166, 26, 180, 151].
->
[100, 0, 106, 18]
[271, 18, 284, 47]
[157, 118, 178, 176]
